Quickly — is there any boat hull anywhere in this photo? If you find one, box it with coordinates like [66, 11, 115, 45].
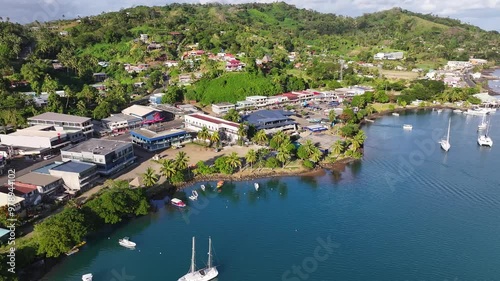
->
[178, 267, 218, 281]
[477, 136, 493, 147]
[440, 141, 450, 152]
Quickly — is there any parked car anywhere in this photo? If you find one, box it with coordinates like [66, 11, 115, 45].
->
[43, 155, 55, 160]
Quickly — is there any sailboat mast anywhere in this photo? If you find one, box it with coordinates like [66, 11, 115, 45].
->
[190, 237, 196, 273]
[208, 237, 213, 268]
[447, 118, 451, 142]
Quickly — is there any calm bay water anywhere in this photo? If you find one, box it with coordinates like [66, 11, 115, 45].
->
[43, 109, 500, 281]
[488, 68, 500, 94]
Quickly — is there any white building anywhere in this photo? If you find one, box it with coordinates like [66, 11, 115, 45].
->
[212, 103, 236, 115]
[245, 96, 269, 107]
[0, 193, 24, 212]
[236, 100, 256, 110]
[28, 112, 93, 138]
[184, 113, 241, 143]
[46, 161, 99, 193]
[446, 61, 472, 70]
[267, 96, 289, 105]
[101, 113, 142, 133]
[61, 139, 136, 176]
[374, 52, 404, 60]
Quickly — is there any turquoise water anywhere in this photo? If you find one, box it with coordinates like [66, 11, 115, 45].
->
[43, 109, 500, 281]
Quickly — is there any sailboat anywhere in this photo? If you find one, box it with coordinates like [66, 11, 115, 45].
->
[440, 118, 451, 152]
[178, 237, 219, 281]
[478, 115, 488, 131]
[477, 123, 493, 147]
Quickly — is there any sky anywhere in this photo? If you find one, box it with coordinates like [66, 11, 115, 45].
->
[0, 0, 499, 31]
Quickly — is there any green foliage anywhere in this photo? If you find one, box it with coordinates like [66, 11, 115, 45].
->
[193, 160, 216, 175]
[170, 170, 186, 183]
[223, 109, 240, 122]
[339, 124, 360, 138]
[302, 159, 315, 169]
[35, 207, 88, 257]
[214, 156, 234, 174]
[161, 86, 185, 104]
[265, 156, 280, 168]
[142, 167, 159, 187]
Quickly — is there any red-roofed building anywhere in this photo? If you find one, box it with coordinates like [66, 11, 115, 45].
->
[225, 59, 245, 71]
[281, 93, 299, 101]
[184, 113, 243, 143]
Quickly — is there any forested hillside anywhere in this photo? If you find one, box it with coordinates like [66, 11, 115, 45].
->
[0, 2, 498, 123]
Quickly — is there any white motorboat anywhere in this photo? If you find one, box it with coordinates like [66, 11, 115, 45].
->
[478, 115, 488, 131]
[403, 124, 413, 130]
[171, 198, 186, 207]
[453, 109, 463, 114]
[478, 135, 493, 147]
[119, 237, 136, 248]
[82, 273, 93, 281]
[178, 237, 219, 281]
[440, 118, 451, 152]
[464, 108, 490, 116]
[392, 112, 399, 116]
[437, 109, 443, 113]
[189, 190, 199, 201]
[200, 185, 206, 191]
[254, 183, 259, 191]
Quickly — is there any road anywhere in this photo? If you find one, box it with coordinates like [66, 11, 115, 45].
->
[463, 70, 476, 88]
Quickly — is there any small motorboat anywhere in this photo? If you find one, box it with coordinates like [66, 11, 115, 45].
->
[453, 109, 463, 113]
[66, 241, 86, 256]
[403, 124, 413, 130]
[171, 198, 186, 207]
[119, 237, 136, 248]
[200, 184, 206, 191]
[216, 181, 224, 189]
[82, 273, 93, 281]
[437, 109, 443, 113]
[189, 190, 199, 201]
[392, 112, 399, 116]
[254, 183, 259, 191]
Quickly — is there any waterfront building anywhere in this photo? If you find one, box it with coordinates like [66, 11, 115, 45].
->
[212, 102, 236, 115]
[0, 184, 41, 208]
[242, 110, 297, 134]
[0, 193, 24, 213]
[101, 113, 143, 134]
[60, 139, 136, 176]
[28, 112, 94, 138]
[184, 114, 241, 142]
[245, 96, 269, 107]
[15, 172, 63, 196]
[236, 100, 256, 110]
[33, 161, 99, 193]
[131, 128, 192, 152]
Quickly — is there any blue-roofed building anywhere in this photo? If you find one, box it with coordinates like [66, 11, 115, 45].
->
[131, 128, 192, 152]
[34, 161, 99, 193]
[242, 110, 298, 134]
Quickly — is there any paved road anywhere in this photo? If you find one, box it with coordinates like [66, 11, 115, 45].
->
[463, 70, 476, 87]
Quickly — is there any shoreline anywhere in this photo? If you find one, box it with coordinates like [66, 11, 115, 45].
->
[479, 67, 500, 95]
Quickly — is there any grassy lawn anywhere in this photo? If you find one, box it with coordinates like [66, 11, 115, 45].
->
[380, 69, 419, 80]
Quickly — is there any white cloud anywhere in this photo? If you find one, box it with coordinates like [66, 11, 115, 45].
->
[0, 0, 498, 30]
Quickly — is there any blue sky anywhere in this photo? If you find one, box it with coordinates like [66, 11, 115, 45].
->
[1, 0, 499, 31]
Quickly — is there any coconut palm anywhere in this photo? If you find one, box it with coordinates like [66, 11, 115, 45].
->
[245, 149, 257, 168]
[226, 152, 242, 171]
[197, 126, 210, 144]
[142, 167, 159, 187]
[175, 151, 189, 171]
[159, 159, 176, 182]
[350, 131, 366, 152]
[310, 147, 323, 163]
[365, 104, 376, 115]
[237, 124, 247, 145]
[301, 140, 315, 155]
[252, 129, 269, 146]
[276, 145, 291, 168]
[331, 140, 345, 156]
[210, 131, 220, 147]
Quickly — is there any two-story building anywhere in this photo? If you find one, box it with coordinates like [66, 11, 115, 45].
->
[28, 112, 94, 138]
[131, 128, 192, 152]
[15, 172, 63, 196]
[0, 185, 41, 208]
[33, 161, 99, 193]
[212, 102, 236, 115]
[184, 114, 241, 143]
[242, 110, 297, 134]
[122, 105, 171, 125]
[245, 96, 269, 107]
[60, 139, 136, 176]
[101, 113, 143, 134]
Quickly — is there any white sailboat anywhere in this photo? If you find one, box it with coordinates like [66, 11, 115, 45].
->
[478, 115, 488, 131]
[189, 190, 199, 201]
[82, 273, 93, 281]
[178, 237, 219, 281]
[440, 118, 451, 152]
[254, 183, 259, 191]
[200, 185, 206, 191]
[478, 123, 493, 147]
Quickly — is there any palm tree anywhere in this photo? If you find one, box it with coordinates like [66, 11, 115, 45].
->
[159, 159, 176, 182]
[142, 167, 159, 187]
[226, 152, 242, 171]
[365, 104, 376, 115]
[331, 140, 345, 156]
[197, 126, 210, 145]
[210, 131, 220, 147]
[252, 129, 269, 146]
[175, 151, 189, 171]
[276, 147, 291, 168]
[237, 124, 247, 145]
[302, 140, 315, 156]
[310, 147, 323, 163]
[350, 131, 366, 152]
[245, 149, 257, 168]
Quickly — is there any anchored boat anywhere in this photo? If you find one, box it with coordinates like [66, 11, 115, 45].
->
[178, 237, 218, 281]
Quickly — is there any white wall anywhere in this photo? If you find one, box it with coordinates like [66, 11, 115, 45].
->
[0, 135, 52, 148]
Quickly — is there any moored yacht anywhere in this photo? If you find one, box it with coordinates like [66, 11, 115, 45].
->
[464, 107, 491, 116]
[171, 198, 187, 207]
[478, 135, 493, 147]
[119, 237, 136, 248]
[82, 273, 93, 281]
[439, 118, 451, 152]
[403, 124, 413, 130]
[178, 237, 218, 281]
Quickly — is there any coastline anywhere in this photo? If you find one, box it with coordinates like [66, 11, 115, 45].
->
[479, 67, 500, 95]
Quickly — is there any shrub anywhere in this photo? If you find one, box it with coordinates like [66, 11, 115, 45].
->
[302, 159, 315, 169]
[265, 157, 280, 168]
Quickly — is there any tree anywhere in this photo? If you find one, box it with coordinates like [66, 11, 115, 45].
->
[339, 124, 360, 138]
[42, 75, 58, 95]
[245, 149, 257, 168]
[328, 110, 336, 123]
[276, 146, 291, 168]
[237, 124, 247, 145]
[226, 152, 242, 171]
[210, 131, 220, 147]
[197, 126, 210, 144]
[223, 109, 240, 122]
[252, 129, 269, 146]
[158, 159, 176, 182]
[161, 86, 185, 104]
[350, 130, 366, 152]
[35, 207, 88, 257]
[46, 93, 64, 113]
[175, 151, 189, 171]
[331, 140, 345, 156]
[142, 167, 159, 187]
[269, 130, 288, 150]
[93, 100, 111, 120]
